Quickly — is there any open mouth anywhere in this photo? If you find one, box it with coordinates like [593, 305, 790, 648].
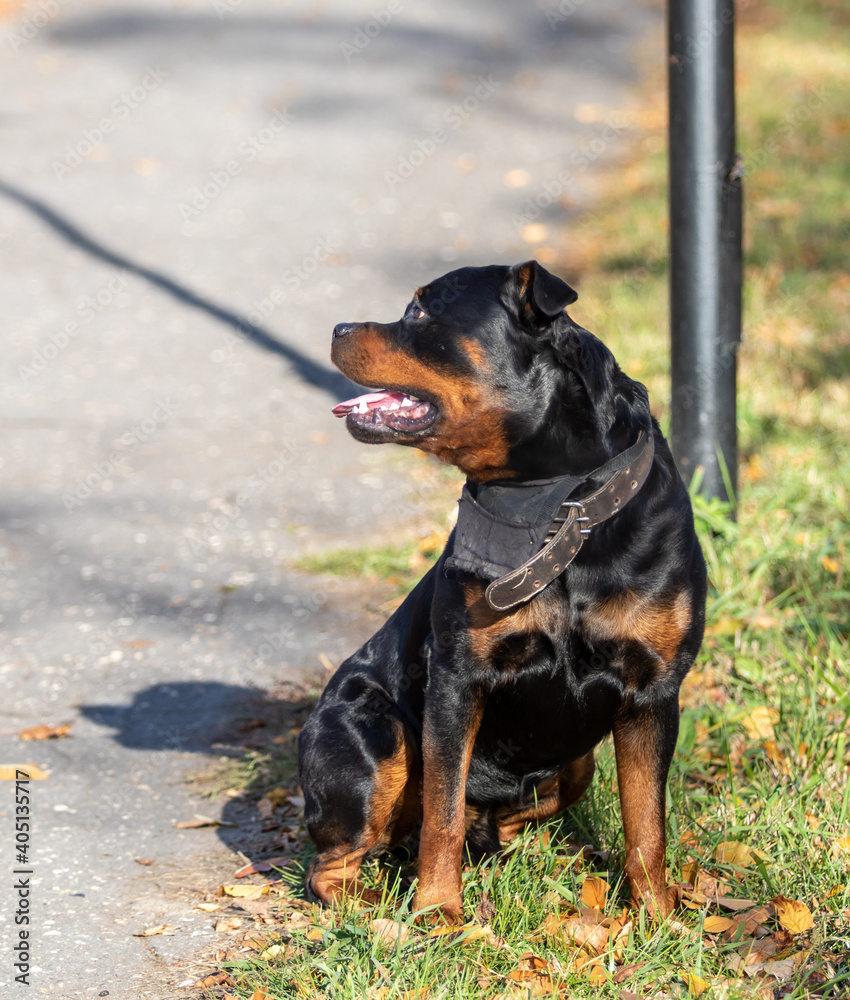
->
[332, 390, 438, 433]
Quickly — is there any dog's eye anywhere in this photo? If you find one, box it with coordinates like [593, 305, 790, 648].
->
[411, 306, 426, 320]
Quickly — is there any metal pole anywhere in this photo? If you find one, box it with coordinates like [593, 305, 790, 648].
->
[668, 0, 742, 502]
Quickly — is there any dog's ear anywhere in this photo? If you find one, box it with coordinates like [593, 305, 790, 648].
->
[509, 260, 578, 324]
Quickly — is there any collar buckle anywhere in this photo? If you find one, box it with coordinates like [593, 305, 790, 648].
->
[562, 500, 592, 536]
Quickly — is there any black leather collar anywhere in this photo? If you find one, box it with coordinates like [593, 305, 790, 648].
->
[445, 429, 656, 611]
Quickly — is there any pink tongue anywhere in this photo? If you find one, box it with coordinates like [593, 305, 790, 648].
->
[332, 390, 405, 417]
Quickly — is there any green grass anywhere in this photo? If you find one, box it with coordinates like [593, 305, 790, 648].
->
[200, 3, 849, 996]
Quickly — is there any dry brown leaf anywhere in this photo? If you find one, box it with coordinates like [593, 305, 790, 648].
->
[305, 927, 323, 941]
[134, 857, 154, 866]
[133, 924, 179, 937]
[743, 951, 808, 981]
[686, 973, 710, 997]
[196, 902, 221, 913]
[725, 906, 773, 939]
[0, 764, 49, 780]
[508, 953, 551, 981]
[716, 895, 759, 911]
[741, 706, 779, 741]
[703, 915, 735, 933]
[214, 917, 243, 933]
[175, 815, 220, 829]
[613, 963, 647, 984]
[475, 891, 496, 924]
[370, 918, 410, 946]
[581, 875, 609, 910]
[19, 723, 71, 741]
[561, 914, 609, 954]
[608, 913, 632, 960]
[772, 895, 814, 935]
[257, 796, 276, 819]
[580, 959, 607, 984]
[195, 971, 235, 988]
[249, 990, 271, 1000]
[682, 859, 700, 886]
[234, 856, 291, 877]
[219, 883, 269, 899]
[744, 936, 778, 964]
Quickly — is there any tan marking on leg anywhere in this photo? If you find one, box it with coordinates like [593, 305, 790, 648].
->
[363, 725, 420, 849]
[306, 845, 381, 905]
[308, 723, 420, 907]
[613, 717, 672, 918]
[416, 698, 484, 922]
[495, 753, 595, 842]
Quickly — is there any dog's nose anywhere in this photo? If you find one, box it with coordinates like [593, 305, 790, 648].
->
[333, 322, 357, 340]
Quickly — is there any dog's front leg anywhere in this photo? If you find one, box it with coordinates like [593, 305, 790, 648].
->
[613, 695, 680, 918]
[414, 661, 484, 923]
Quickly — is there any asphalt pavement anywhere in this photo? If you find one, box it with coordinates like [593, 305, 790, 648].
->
[0, 0, 660, 995]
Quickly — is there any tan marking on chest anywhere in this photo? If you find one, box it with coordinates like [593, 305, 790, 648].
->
[584, 589, 692, 664]
[463, 582, 566, 662]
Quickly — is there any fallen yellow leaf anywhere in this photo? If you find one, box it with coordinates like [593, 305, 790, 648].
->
[581, 875, 609, 910]
[19, 723, 72, 741]
[370, 918, 409, 946]
[741, 705, 779, 741]
[196, 902, 221, 912]
[218, 883, 268, 899]
[214, 916, 242, 933]
[772, 895, 814, 935]
[714, 841, 769, 866]
[706, 615, 743, 636]
[703, 915, 735, 933]
[831, 836, 850, 857]
[305, 927, 323, 941]
[258, 943, 285, 960]
[133, 924, 179, 937]
[686, 973, 710, 997]
[0, 764, 49, 780]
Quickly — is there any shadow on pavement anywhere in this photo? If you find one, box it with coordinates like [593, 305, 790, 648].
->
[79, 680, 271, 753]
[80, 679, 319, 861]
[0, 177, 353, 399]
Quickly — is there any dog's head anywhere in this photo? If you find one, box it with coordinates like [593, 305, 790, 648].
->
[331, 262, 645, 481]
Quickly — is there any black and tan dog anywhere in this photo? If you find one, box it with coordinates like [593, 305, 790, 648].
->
[297, 261, 706, 921]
